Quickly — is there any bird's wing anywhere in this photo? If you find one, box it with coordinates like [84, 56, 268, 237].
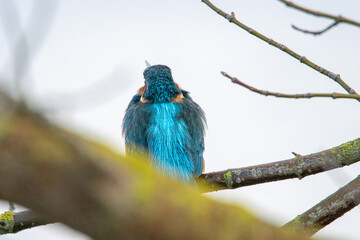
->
[179, 90, 207, 177]
[122, 93, 151, 154]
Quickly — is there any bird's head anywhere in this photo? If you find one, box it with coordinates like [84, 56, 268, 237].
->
[141, 65, 181, 103]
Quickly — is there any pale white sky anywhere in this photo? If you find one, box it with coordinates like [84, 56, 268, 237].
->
[1, 0, 360, 239]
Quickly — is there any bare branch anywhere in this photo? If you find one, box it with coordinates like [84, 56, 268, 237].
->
[199, 138, 360, 193]
[0, 210, 55, 234]
[221, 71, 360, 100]
[283, 175, 360, 235]
[291, 20, 341, 36]
[201, 0, 359, 99]
[279, 0, 360, 35]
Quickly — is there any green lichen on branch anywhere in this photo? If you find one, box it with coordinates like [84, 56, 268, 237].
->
[223, 170, 233, 188]
[284, 175, 360, 235]
[292, 215, 302, 228]
[332, 139, 360, 164]
[0, 211, 15, 234]
[200, 138, 360, 192]
[291, 156, 305, 179]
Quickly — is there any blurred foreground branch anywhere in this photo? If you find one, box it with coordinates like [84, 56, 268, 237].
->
[0, 92, 310, 239]
[284, 175, 360, 235]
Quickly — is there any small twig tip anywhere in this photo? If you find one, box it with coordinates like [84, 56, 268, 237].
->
[292, 152, 301, 157]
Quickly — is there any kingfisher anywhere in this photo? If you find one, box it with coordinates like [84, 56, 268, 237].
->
[122, 64, 206, 185]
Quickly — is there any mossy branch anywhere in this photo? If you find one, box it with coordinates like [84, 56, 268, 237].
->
[199, 139, 360, 192]
[283, 175, 360, 235]
[201, 0, 359, 99]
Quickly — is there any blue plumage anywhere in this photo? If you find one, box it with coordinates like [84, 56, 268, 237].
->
[122, 65, 206, 184]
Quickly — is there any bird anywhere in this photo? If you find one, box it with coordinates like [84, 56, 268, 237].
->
[122, 64, 206, 185]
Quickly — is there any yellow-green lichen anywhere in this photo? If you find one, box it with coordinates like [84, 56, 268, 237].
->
[0, 211, 15, 233]
[332, 139, 360, 164]
[291, 215, 303, 229]
[223, 171, 233, 188]
[251, 168, 257, 177]
[234, 170, 241, 175]
[250, 168, 262, 178]
[316, 206, 322, 212]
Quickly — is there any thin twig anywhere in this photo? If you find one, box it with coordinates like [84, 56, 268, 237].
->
[221, 71, 360, 100]
[8, 202, 15, 212]
[279, 0, 360, 33]
[283, 175, 360, 235]
[291, 20, 341, 36]
[198, 138, 360, 193]
[201, 0, 359, 99]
